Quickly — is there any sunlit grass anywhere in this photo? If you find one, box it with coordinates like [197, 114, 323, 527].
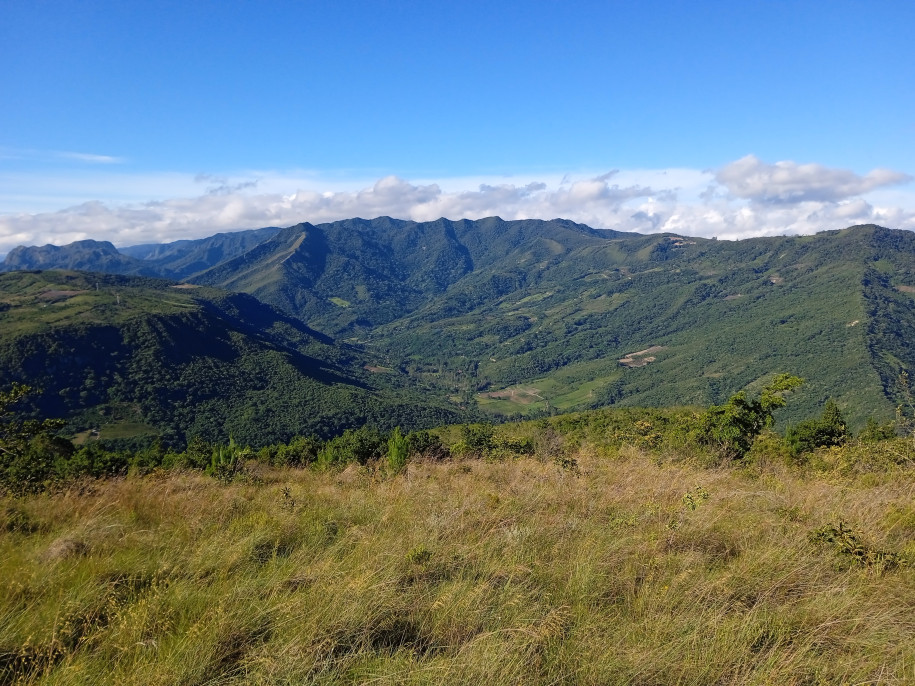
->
[3, 442, 915, 684]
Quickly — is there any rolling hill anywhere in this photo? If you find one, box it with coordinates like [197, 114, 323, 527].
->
[2, 219, 914, 430]
[0, 270, 461, 447]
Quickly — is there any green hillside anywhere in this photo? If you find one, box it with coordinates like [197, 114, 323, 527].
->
[368, 225, 915, 428]
[191, 217, 632, 335]
[2, 220, 914, 430]
[1, 228, 283, 281]
[183, 219, 915, 427]
[0, 271, 461, 447]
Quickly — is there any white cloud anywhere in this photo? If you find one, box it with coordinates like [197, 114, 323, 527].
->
[716, 154, 912, 204]
[0, 157, 913, 256]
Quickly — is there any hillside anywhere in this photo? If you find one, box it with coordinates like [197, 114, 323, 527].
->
[372, 224, 915, 427]
[3, 220, 914, 428]
[189, 219, 915, 428]
[0, 271, 460, 446]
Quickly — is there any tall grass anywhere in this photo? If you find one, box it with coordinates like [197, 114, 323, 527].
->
[2, 439, 915, 684]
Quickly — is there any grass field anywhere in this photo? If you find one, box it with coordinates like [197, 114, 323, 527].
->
[3, 433, 915, 684]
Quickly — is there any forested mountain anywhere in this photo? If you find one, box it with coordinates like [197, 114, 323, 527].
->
[2, 219, 915, 432]
[190, 219, 915, 427]
[0, 226, 282, 281]
[0, 271, 460, 447]
[366, 223, 915, 427]
[117, 226, 282, 279]
[1, 240, 160, 276]
[191, 217, 628, 333]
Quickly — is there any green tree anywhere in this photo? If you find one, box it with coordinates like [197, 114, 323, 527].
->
[386, 427, 409, 475]
[786, 399, 849, 454]
[696, 374, 804, 460]
[0, 384, 68, 493]
[460, 423, 495, 454]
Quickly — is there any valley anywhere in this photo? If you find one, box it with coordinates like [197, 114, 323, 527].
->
[3, 218, 915, 445]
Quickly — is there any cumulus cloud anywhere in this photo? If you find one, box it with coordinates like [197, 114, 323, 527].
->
[717, 154, 911, 204]
[1, 157, 913, 255]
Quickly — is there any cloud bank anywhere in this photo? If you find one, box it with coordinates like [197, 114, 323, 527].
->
[0, 156, 912, 255]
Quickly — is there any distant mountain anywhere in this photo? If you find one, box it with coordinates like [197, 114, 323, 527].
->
[3, 219, 914, 429]
[367, 223, 915, 428]
[1, 240, 159, 276]
[0, 226, 282, 281]
[118, 226, 282, 279]
[0, 270, 461, 447]
[188, 219, 915, 427]
[191, 217, 635, 334]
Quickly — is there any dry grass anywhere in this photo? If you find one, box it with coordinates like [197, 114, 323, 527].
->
[2, 446, 915, 684]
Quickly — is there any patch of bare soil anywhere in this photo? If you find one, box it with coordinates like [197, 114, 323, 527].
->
[483, 387, 544, 404]
[619, 345, 665, 368]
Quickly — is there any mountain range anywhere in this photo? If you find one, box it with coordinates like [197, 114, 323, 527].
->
[3, 217, 915, 442]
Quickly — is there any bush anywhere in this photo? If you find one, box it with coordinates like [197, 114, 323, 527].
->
[459, 423, 495, 455]
[787, 400, 848, 455]
[858, 417, 896, 442]
[205, 437, 252, 482]
[387, 427, 409, 475]
[58, 443, 129, 481]
[695, 374, 803, 460]
[405, 430, 448, 460]
[316, 426, 386, 469]
[0, 384, 71, 493]
[270, 435, 321, 467]
[1, 434, 74, 494]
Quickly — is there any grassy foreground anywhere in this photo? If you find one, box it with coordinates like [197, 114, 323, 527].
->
[3, 440, 915, 684]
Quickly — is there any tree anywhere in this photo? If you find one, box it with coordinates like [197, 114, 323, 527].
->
[696, 374, 804, 460]
[787, 399, 848, 454]
[0, 384, 68, 492]
[386, 427, 408, 475]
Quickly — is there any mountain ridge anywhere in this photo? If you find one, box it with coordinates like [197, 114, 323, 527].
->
[2, 219, 914, 431]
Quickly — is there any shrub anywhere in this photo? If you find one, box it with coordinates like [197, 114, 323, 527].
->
[459, 423, 495, 455]
[57, 443, 129, 481]
[787, 399, 849, 455]
[0, 384, 70, 493]
[695, 374, 803, 460]
[316, 426, 386, 469]
[405, 430, 448, 460]
[387, 427, 409, 475]
[858, 417, 896, 442]
[180, 435, 213, 469]
[1, 434, 74, 494]
[271, 435, 321, 467]
[205, 437, 252, 482]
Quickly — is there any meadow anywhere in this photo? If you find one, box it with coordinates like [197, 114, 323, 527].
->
[3, 417, 915, 685]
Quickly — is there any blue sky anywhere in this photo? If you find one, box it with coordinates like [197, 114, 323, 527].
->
[1, 0, 913, 253]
